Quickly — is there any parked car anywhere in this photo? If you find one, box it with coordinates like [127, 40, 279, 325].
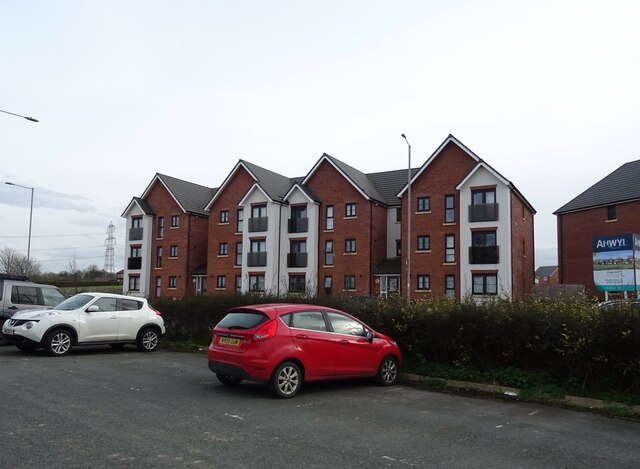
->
[0, 274, 66, 345]
[208, 303, 402, 398]
[2, 292, 165, 356]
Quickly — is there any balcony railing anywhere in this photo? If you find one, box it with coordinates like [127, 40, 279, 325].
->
[247, 252, 267, 267]
[469, 245, 500, 264]
[469, 203, 499, 222]
[287, 252, 308, 268]
[127, 257, 142, 270]
[288, 217, 308, 233]
[129, 227, 143, 241]
[248, 217, 268, 232]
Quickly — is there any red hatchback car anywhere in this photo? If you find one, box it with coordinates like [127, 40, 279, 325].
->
[208, 303, 402, 398]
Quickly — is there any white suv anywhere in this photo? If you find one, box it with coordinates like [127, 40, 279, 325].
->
[2, 292, 166, 356]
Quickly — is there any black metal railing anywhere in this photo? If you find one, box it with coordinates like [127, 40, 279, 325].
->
[287, 252, 308, 268]
[129, 227, 143, 240]
[127, 257, 142, 270]
[247, 252, 267, 267]
[248, 217, 268, 232]
[469, 203, 499, 222]
[288, 217, 308, 233]
[469, 245, 499, 264]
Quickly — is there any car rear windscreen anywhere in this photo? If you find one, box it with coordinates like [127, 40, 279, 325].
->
[217, 311, 269, 330]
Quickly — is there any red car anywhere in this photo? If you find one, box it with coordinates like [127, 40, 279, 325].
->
[208, 303, 402, 398]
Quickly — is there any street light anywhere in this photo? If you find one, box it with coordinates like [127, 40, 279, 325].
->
[5, 182, 34, 261]
[401, 134, 411, 304]
[0, 109, 39, 122]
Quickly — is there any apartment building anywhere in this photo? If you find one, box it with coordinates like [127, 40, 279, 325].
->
[121, 135, 535, 300]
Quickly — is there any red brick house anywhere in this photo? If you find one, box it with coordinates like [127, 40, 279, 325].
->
[122, 135, 536, 300]
[121, 174, 214, 298]
[555, 159, 640, 297]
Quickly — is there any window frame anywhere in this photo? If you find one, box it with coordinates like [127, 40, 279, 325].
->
[445, 195, 455, 223]
[220, 210, 229, 224]
[417, 235, 430, 251]
[417, 196, 431, 213]
[345, 203, 357, 218]
[417, 274, 430, 291]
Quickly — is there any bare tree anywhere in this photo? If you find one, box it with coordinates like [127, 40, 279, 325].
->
[0, 247, 41, 277]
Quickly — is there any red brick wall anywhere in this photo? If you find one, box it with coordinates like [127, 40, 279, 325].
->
[404, 141, 477, 298]
[510, 192, 535, 299]
[206, 168, 255, 295]
[557, 199, 640, 296]
[145, 182, 209, 298]
[306, 160, 376, 297]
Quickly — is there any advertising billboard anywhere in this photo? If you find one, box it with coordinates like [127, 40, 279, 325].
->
[592, 233, 640, 292]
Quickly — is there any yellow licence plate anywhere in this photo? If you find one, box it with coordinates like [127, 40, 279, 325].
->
[219, 337, 241, 346]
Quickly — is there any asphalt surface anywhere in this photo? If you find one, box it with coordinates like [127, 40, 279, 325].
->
[1, 345, 638, 468]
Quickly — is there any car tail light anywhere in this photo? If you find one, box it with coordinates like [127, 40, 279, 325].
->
[150, 306, 162, 316]
[253, 319, 277, 341]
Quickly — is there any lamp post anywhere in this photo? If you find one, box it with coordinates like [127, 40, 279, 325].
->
[5, 182, 34, 261]
[0, 109, 39, 122]
[401, 134, 411, 304]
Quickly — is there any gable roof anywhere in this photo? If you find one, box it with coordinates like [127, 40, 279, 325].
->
[142, 173, 217, 216]
[120, 196, 155, 218]
[535, 265, 558, 278]
[367, 168, 420, 206]
[554, 159, 640, 214]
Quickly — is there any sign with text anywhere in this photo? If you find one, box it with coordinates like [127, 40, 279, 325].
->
[592, 233, 640, 291]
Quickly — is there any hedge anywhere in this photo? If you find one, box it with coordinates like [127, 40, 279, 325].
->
[151, 294, 640, 394]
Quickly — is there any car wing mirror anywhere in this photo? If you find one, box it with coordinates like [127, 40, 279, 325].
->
[86, 305, 100, 313]
[366, 330, 375, 343]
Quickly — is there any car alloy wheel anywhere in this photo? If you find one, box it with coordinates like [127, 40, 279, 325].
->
[271, 361, 301, 398]
[376, 356, 399, 386]
[137, 327, 159, 352]
[46, 329, 73, 357]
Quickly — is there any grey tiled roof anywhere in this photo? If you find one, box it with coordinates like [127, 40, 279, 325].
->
[241, 160, 295, 203]
[323, 154, 387, 204]
[535, 265, 558, 278]
[134, 197, 155, 215]
[157, 173, 218, 216]
[554, 159, 640, 214]
[367, 168, 420, 206]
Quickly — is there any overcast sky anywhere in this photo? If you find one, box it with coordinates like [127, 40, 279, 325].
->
[1, 0, 639, 274]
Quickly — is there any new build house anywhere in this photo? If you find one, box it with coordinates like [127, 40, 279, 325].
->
[121, 135, 535, 300]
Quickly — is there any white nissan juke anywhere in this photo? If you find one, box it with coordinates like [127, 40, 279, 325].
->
[1, 292, 165, 356]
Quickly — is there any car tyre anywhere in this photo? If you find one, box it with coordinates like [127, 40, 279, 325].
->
[271, 361, 302, 398]
[376, 355, 399, 386]
[137, 327, 160, 352]
[45, 328, 73, 357]
[216, 373, 243, 386]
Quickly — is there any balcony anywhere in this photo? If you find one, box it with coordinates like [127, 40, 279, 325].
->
[469, 203, 499, 222]
[127, 257, 142, 270]
[248, 217, 268, 232]
[247, 251, 267, 267]
[129, 227, 143, 241]
[469, 245, 500, 264]
[288, 217, 308, 233]
[287, 252, 308, 268]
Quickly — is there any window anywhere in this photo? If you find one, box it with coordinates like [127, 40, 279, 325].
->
[345, 203, 356, 217]
[445, 274, 455, 298]
[291, 240, 307, 253]
[251, 239, 266, 252]
[157, 217, 164, 238]
[249, 274, 265, 292]
[417, 235, 430, 251]
[289, 240, 308, 267]
[396, 240, 401, 257]
[417, 196, 430, 212]
[472, 231, 497, 247]
[94, 297, 117, 312]
[216, 275, 226, 289]
[291, 205, 307, 219]
[324, 275, 333, 294]
[291, 311, 326, 331]
[327, 312, 366, 336]
[235, 242, 242, 266]
[248, 239, 267, 266]
[130, 245, 141, 257]
[129, 276, 140, 292]
[132, 217, 142, 229]
[156, 247, 163, 268]
[445, 195, 455, 223]
[11, 286, 38, 305]
[237, 208, 244, 232]
[168, 276, 177, 289]
[325, 240, 334, 265]
[249, 205, 268, 232]
[289, 205, 308, 233]
[417, 275, 430, 290]
[219, 243, 228, 256]
[470, 230, 499, 264]
[289, 275, 306, 293]
[42, 287, 65, 307]
[326, 205, 334, 230]
[171, 215, 179, 227]
[220, 210, 229, 223]
[472, 189, 496, 205]
[396, 207, 402, 222]
[235, 275, 242, 292]
[252, 204, 267, 218]
[607, 205, 617, 221]
[470, 189, 498, 222]
[170, 245, 178, 258]
[473, 273, 498, 295]
[345, 239, 356, 254]
[445, 235, 455, 263]
[155, 277, 161, 297]
[344, 275, 356, 290]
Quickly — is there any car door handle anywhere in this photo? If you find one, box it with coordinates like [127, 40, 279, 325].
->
[110, 316, 118, 319]
[8, 306, 18, 310]
[295, 334, 308, 340]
